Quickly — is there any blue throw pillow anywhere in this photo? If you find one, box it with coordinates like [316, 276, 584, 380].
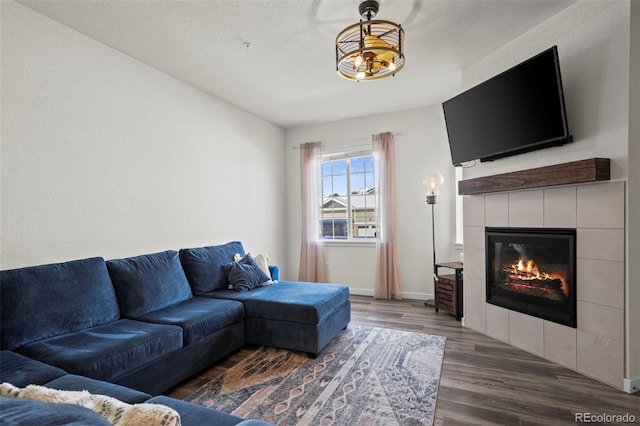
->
[222, 255, 271, 292]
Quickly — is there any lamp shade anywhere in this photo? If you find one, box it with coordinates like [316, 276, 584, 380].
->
[423, 171, 444, 204]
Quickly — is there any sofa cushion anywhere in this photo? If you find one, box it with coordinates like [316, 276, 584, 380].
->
[44, 374, 151, 404]
[222, 255, 272, 292]
[134, 297, 245, 346]
[0, 397, 111, 425]
[203, 282, 350, 325]
[0, 257, 120, 350]
[16, 319, 182, 382]
[107, 250, 193, 317]
[0, 351, 67, 387]
[179, 241, 245, 294]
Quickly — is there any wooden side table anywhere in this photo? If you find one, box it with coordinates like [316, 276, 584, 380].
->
[434, 261, 464, 321]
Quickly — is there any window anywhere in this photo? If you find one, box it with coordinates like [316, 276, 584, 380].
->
[320, 151, 377, 240]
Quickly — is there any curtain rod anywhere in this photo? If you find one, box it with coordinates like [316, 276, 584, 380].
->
[291, 132, 402, 149]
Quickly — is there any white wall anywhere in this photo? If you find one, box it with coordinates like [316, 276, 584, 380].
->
[458, 0, 637, 387]
[284, 106, 459, 298]
[0, 2, 286, 269]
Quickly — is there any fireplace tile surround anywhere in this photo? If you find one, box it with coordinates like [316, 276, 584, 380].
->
[462, 181, 625, 388]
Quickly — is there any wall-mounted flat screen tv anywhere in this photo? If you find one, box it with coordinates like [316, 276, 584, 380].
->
[443, 46, 572, 166]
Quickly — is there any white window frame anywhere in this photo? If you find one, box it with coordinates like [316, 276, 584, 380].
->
[320, 146, 377, 245]
[455, 166, 464, 247]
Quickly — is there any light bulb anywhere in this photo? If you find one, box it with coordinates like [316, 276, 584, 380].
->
[423, 171, 444, 204]
[354, 55, 364, 68]
[356, 71, 366, 80]
[388, 62, 397, 71]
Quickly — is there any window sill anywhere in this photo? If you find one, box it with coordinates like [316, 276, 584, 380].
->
[322, 240, 377, 247]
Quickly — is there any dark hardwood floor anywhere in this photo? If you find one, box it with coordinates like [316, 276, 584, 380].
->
[166, 295, 640, 425]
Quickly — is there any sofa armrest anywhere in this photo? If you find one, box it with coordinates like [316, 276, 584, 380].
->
[268, 265, 279, 282]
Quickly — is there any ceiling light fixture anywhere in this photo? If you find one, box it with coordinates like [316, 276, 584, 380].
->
[336, 0, 405, 82]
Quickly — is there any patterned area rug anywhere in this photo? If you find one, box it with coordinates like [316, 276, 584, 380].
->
[186, 325, 446, 425]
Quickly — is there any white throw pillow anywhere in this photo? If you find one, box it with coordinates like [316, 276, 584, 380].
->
[254, 253, 272, 280]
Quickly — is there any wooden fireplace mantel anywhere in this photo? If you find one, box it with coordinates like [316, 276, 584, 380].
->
[458, 158, 610, 195]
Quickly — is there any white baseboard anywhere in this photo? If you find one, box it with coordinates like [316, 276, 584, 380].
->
[623, 376, 640, 394]
[348, 288, 434, 301]
[349, 288, 374, 297]
[400, 292, 434, 301]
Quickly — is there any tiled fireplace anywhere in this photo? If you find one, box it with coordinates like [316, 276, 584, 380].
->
[463, 181, 625, 388]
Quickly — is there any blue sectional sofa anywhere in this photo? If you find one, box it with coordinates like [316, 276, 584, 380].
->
[0, 241, 351, 424]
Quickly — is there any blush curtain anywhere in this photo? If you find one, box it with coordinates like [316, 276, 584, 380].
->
[373, 132, 402, 299]
[299, 142, 327, 282]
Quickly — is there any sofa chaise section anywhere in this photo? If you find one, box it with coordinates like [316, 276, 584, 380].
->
[179, 242, 351, 356]
[208, 282, 351, 356]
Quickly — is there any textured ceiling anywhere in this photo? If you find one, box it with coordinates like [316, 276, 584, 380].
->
[18, 0, 576, 128]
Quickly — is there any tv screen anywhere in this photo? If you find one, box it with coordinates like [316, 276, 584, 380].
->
[443, 46, 572, 166]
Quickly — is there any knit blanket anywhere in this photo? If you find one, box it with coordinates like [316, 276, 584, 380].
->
[0, 382, 180, 426]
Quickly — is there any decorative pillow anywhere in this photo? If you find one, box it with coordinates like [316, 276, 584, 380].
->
[241, 254, 275, 287]
[253, 253, 272, 280]
[222, 254, 272, 292]
[0, 382, 181, 426]
[230, 253, 276, 284]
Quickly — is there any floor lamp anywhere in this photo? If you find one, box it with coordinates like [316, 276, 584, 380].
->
[423, 171, 444, 307]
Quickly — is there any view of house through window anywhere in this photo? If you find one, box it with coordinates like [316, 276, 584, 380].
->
[321, 151, 377, 240]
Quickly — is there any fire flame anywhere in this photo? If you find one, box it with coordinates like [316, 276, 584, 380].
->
[506, 257, 568, 296]
[513, 258, 550, 280]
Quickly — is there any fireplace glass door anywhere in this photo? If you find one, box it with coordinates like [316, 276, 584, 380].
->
[486, 227, 576, 327]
